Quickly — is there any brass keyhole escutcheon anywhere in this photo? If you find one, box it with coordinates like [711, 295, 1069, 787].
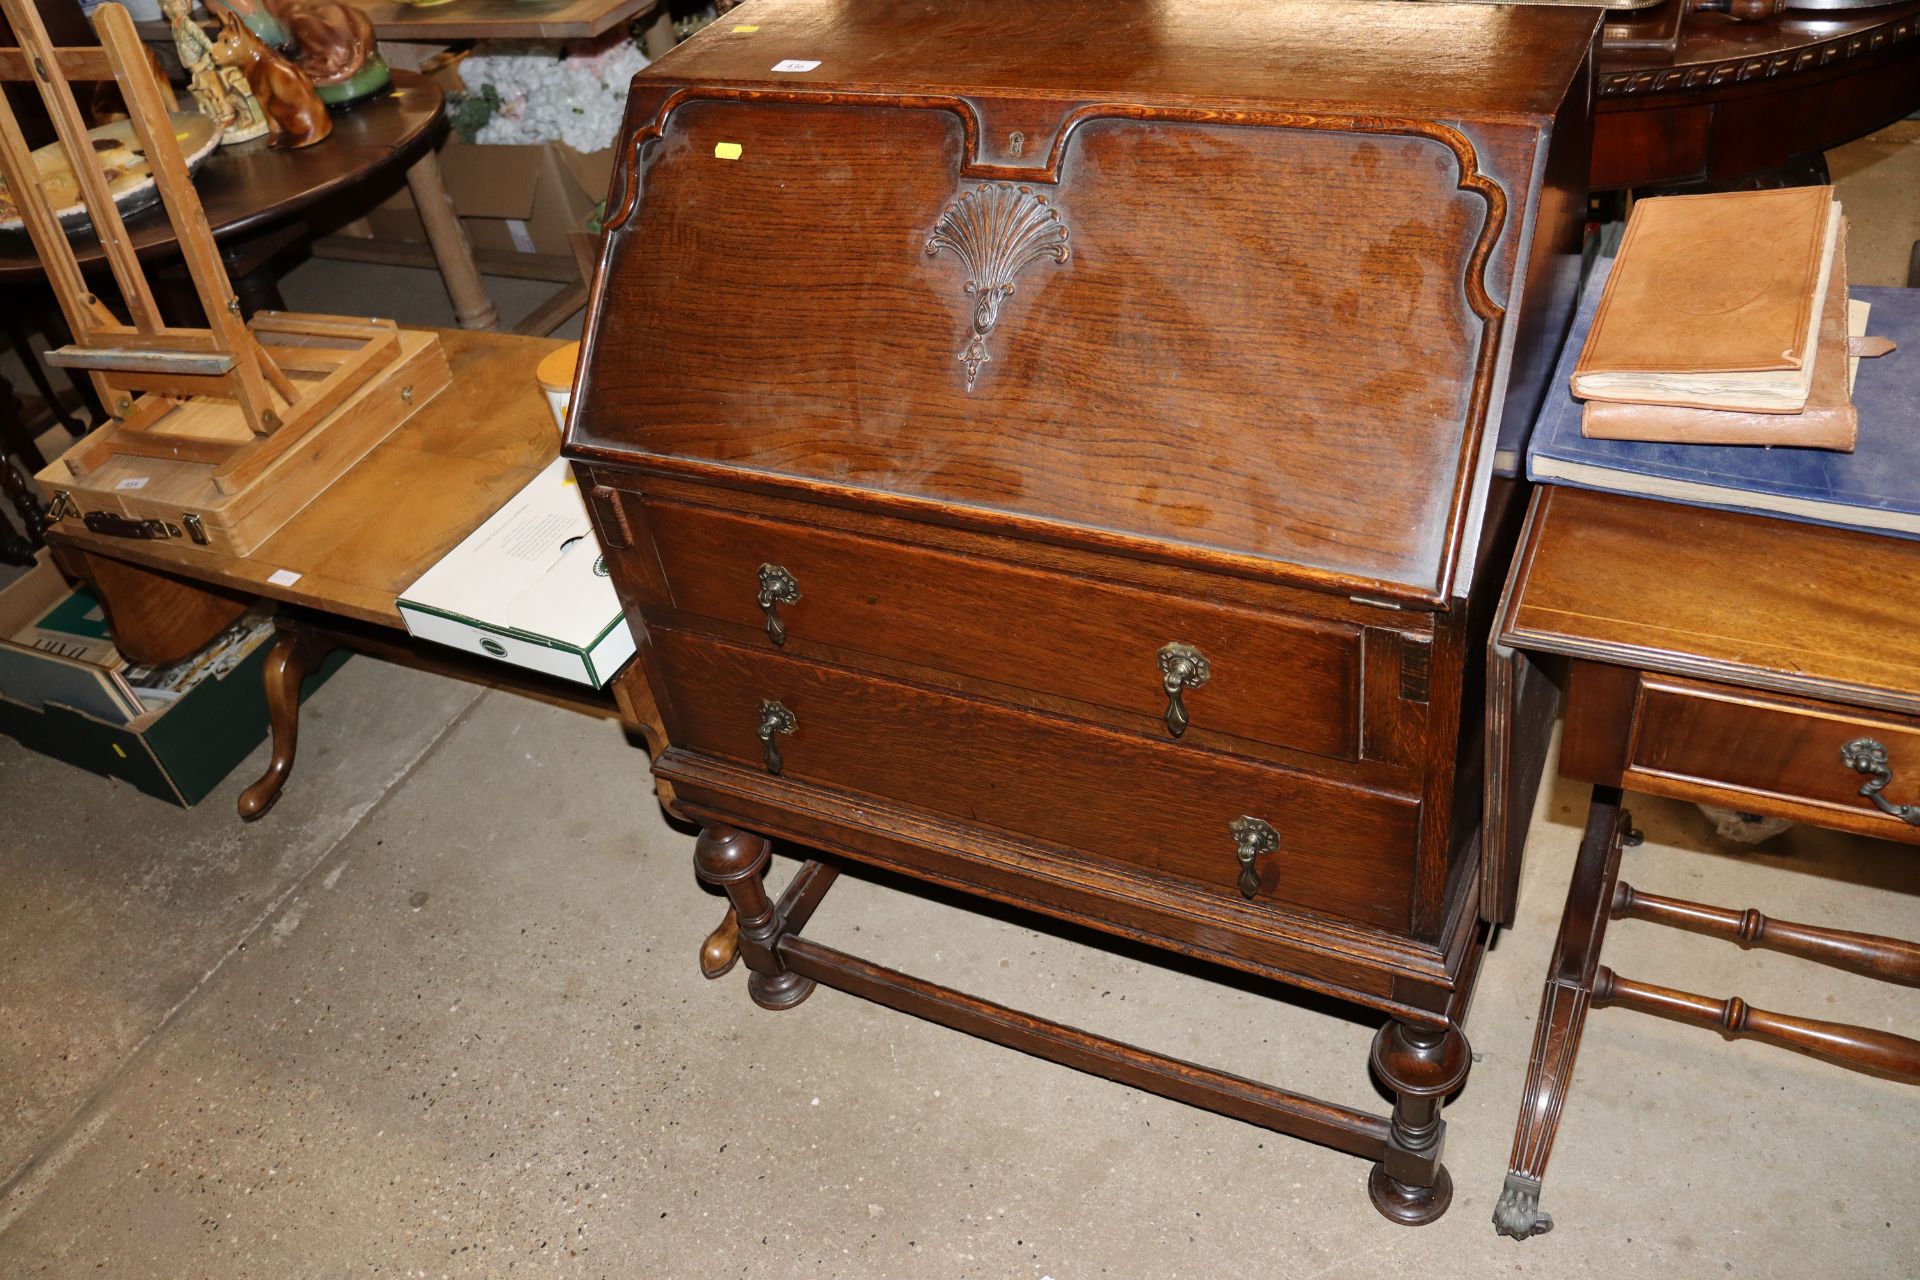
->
[757, 700, 796, 775]
[757, 564, 801, 646]
[1230, 816, 1277, 899]
[1158, 642, 1211, 738]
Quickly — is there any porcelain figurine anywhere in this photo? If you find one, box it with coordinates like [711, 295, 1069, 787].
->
[207, 11, 332, 149]
[162, 0, 268, 145]
[215, 0, 293, 50]
[266, 0, 392, 108]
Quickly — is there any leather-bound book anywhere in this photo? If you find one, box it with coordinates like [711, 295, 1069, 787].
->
[1572, 186, 1839, 413]
[1582, 223, 1858, 450]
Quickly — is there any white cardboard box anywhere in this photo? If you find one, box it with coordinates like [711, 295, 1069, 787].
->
[397, 459, 634, 688]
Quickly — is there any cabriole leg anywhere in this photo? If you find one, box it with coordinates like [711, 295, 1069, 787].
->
[237, 625, 336, 821]
[1368, 1017, 1471, 1226]
[693, 826, 813, 1010]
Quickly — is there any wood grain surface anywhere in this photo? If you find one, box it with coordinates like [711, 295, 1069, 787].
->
[578, 99, 1501, 600]
[44, 328, 564, 626]
[644, 0, 1599, 122]
[634, 490, 1370, 766]
[649, 625, 1420, 931]
[1502, 486, 1920, 719]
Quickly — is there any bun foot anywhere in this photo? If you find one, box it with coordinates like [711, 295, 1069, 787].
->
[1368, 1161, 1453, 1226]
[1492, 1172, 1553, 1240]
[700, 908, 741, 979]
[748, 969, 816, 1010]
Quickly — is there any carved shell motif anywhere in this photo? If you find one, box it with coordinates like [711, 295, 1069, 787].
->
[924, 182, 1070, 391]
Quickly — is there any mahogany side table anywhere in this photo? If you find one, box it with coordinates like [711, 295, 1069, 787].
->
[1484, 485, 1920, 1239]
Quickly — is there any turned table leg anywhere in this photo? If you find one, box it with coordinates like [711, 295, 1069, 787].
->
[405, 150, 499, 332]
[238, 624, 338, 821]
[1368, 1015, 1471, 1225]
[1492, 785, 1632, 1241]
[693, 825, 813, 1010]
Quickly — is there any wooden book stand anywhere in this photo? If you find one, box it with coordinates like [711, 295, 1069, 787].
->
[0, 0, 447, 554]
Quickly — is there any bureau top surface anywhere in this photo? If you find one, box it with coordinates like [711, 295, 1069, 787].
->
[645, 0, 1597, 122]
[1501, 486, 1920, 717]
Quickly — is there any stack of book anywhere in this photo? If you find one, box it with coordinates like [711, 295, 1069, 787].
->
[1528, 187, 1917, 539]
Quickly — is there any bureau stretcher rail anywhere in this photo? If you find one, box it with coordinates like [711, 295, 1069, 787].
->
[770, 859, 1393, 1162]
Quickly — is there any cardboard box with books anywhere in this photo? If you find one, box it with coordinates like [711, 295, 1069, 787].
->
[0, 554, 342, 805]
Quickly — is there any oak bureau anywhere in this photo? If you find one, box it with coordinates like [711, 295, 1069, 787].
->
[566, 0, 1598, 1223]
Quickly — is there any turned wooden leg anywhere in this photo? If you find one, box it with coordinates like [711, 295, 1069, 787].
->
[1368, 1016, 1471, 1226]
[238, 626, 337, 821]
[1493, 785, 1631, 1241]
[406, 151, 499, 332]
[700, 908, 741, 980]
[693, 825, 814, 1010]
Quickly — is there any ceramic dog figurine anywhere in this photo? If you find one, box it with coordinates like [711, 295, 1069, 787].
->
[207, 12, 331, 149]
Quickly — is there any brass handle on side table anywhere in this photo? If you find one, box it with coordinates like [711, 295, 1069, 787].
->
[1158, 642, 1211, 738]
[1841, 738, 1920, 826]
[757, 700, 796, 775]
[1229, 816, 1278, 899]
[757, 564, 801, 646]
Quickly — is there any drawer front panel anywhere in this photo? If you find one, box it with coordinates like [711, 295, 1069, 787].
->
[1627, 676, 1920, 842]
[651, 627, 1417, 931]
[642, 497, 1365, 763]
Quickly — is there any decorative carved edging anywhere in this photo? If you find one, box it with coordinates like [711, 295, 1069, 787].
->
[1598, 16, 1917, 97]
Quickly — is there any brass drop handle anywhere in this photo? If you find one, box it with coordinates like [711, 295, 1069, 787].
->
[1157, 642, 1211, 738]
[1229, 816, 1277, 899]
[757, 700, 796, 775]
[1841, 738, 1920, 826]
[757, 564, 801, 646]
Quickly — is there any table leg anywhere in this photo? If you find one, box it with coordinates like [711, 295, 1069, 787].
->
[1492, 784, 1633, 1241]
[1368, 1016, 1472, 1226]
[693, 824, 814, 1010]
[406, 150, 499, 332]
[238, 623, 339, 821]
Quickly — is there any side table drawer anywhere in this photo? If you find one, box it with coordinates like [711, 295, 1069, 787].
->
[650, 626, 1418, 931]
[1625, 676, 1920, 843]
[636, 496, 1368, 764]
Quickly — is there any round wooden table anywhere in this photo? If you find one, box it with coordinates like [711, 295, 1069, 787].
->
[1593, 1, 1920, 190]
[0, 70, 495, 328]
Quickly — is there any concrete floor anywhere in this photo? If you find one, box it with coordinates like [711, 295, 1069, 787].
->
[4, 127, 1920, 1277]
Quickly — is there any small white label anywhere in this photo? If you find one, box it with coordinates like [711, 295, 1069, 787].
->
[115, 476, 150, 491]
[505, 218, 536, 254]
[267, 569, 302, 587]
[771, 59, 820, 72]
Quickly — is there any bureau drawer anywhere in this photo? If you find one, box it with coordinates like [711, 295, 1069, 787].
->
[636, 497, 1368, 763]
[1625, 676, 1920, 843]
[650, 627, 1418, 931]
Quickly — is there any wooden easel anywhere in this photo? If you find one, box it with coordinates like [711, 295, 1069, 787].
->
[0, 0, 418, 500]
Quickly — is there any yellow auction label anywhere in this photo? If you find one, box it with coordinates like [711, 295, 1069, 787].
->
[714, 142, 744, 160]
[732, 24, 759, 31]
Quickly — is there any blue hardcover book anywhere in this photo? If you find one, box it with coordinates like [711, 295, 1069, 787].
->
[1527, 262, 1920, 539]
